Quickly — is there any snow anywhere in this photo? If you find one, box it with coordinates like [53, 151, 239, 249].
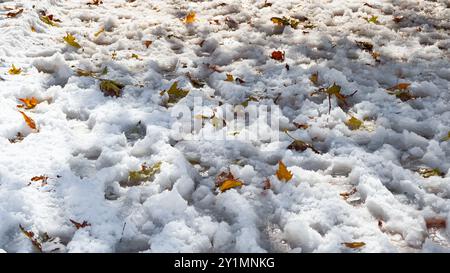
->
[1, 0, 450, 253]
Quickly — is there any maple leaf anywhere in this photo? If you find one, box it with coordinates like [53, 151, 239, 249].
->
[17, 97, 38, 109]
[386, 83, 415, 101]
[345, 116, 363, 130]
[8, 132, 24, 143]
[162, 82, 189, 104]
[342, 242, 365, 248]
[185, 12, 196, 24]
[99, 79, 124, 97]
[276, 160, 293, 182]
[387, 83, 411, 91]
[271, 51, 285, 61]
[19, 111, 36, 130]
[63, 33, 81, 48]
[70, 219, 91, 229]
[8, 64, 21, 75]
[6, 8, 23, 18]
[366, 15, 379, 24]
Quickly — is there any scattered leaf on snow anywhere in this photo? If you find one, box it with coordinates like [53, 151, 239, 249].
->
[293, 122, 309, 130]
[131, 53, 140, 59]
[99, 79, 124, 97]
[340, 188, 357, 200]
[17, 97, 38, 109]
[387, 83, 411, 91]
[6, 8, 23, 18]
[386, 83, 416, 101]
[163, 82, 189, 104]
[263, 178, 271, 190]
[184, 11, 196, 24]
[219, 179, 243, 192]
[143, 40, 152, 48]
[285, 130, 319, 153]
[8, 132, 24, 143]
[225, 73, 234, 82]
[186, 73, 205, 88]
[94, 27, 104, 37]
[70, 219, 91, 229]
[310, 71, 319, 85]
[342, 242, 366, 248]
[271, 16, 300, 29]
[425, 217, 447, 229]
[393, 16, 404, 23]
[127, 162, 162, 186]
[311, 83, 357, 114]
[355, 40, 373, 52]
[31, 175, 49, 183]
[19, 224, 42, 252]
[63, 33, 81, 48]
[241, 96, 259, 107]
[276, 160, 293, 182]
[345, 116, 363, 130]
[271, 50, 285, 61]
[19, 111, 36, 130]
[366, 15, 380, 24]
[87, 0, 103, 6]
[8, 64, 21, 75]
[442, 131, 450, 141]
[417, 168, 444, 178]
[40, 15, 59, 27]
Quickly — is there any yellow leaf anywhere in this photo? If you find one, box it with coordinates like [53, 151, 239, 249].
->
[219, 179, 243, 192]
[164, 82, 189, 104]
[185, 12, 196, 24]
[8, 64, 21, 75]
[19, 111, 36, 130]
[40, 15, 58, 27]
[310, 72, 319, 85]
[225, 73, 234, 82]
[99, 79, 124, 97]
[367, 15, 379, 24]
[63, 33, 81, 48]
[442, 131, 450, 141]
[94, 27, 105, 37]
[128, 162, 162, 185]
[131, 53, 140, 59]
[17, 97, 38, 109]
[345, 116, 363, 130]
[276, 160, 293, 182]
[342, 242, 366, 248]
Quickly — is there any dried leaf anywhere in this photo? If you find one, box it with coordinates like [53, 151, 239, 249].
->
[310, 71, 319, 85]
[87, 0, 103, 6]
[393, 16, 404, 23]
[219, 179, 243, 192]
[186, 73, 205, 88]
[6, 8, 23, 18]
[417, 168, 444, 178]
[270, 16, 299, 28]
[345, 116, 363, 130]
[276, 160, 293, 182]
[355, 40, 373, 52]
[19, 225, 42, 252]
[127, 162, 162, 185]
[63, 33, 81, 48]
[144, 40, 152, 48]
[40, 15, 58, 27]
[271, 51, 285, 61]
[8, 64, 21, 75]
[340, 188, 357, 200]
[387, 83, 411, 91]
[442, 131, 450, 141]
[185, 12, 196, 24]
[131, 53, 140, 59]
[8, 132, 24, 143]
[425, 217, 446, 229]
[99, 79, 124, 97]
[163, 82, 189, 104]
[70, 219, 91, 229]
[94, 27, 104, 37]
[293, 122, 309, 129]
[366, 15, 379, 24]
[342, 242, 366, 248]
[31, 176, 48, 182]
[287, 140, 319, 153]
[17, 97, 38, 109]
[263, 178, 271, 190]
[225, 74, 234, 82]
[19, 111, 36, 130]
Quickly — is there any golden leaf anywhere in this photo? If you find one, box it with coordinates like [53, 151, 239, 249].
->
[17, 97, 38, 109]
[94, 27, 104, 37]
[276, 160, 293, 182]
[343, 242, 366, 248]
[225, 74, 234, 82]
[345, 116, 363, 130]
[185, 12, 196, 24]
[19, 111, 36, 130]
[219, 179, 243, 192]
[63, 33, 81, 48]
[8, 64, 21, 75]
[163, 82, 189, 104]
[99, 79, 124, 97]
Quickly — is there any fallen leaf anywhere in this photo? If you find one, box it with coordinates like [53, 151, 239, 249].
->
[340, 188, 357, 200]
[425, 217, 446, 229]
[40, 15, 58, 27]
[311, 83, 358, 114]
[19, 111, 36, 130]
[17, 97, 38, 109]
[94, 27, 104, 37]
[8, 132, 24, 143]
[263, 178, 271, 190]
[225, 74, 234, 82]
[185, 11, 196, 24]
[63, 33, 81, 48]
[366, 15, 379, 24]
[6, 8, 23, 18]
[442, 131, 450, 141]
[342, 242, 366, 248]
[87, 0, 103, 5]
[127, 162, 162, 186]
[288, 140, 319, 153]
[387, 83, 411, 91]
[393, 16, 404, 23]
[31, 175, 48, 182]
[219, 179, 243, 192]
[417, 168, 444, 178]
[310, 71, 319, 85]
[163, 82, 189, 104]
[276, 160, 293, 182]
[131, 53, 140, 59]
[270, 16, 300, 28]
[355, 40, 373, 52]
[8, 64, 21, 75]
[186, 73, 205, 88]
[345, 116, 363, 130]
[99, 79, 124, 97]
[271, 51, 285, 61]
[70, 219, 91, 229]
[144, 40, 152, 48]
[19, 225, 42, 252]
[293, 122, 309, 129]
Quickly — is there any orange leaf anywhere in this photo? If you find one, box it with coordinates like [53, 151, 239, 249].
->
[271, 51, 285, 61]
[17, 97, 38, 109]
[219, 179, 243, 192]
[8, 64, 21, 75]
[19, 111, 36, 130]
[387, 83, 411, 91]
[342, 242, 366, 248]
[31, 175, 48, 182]
[425, 217, 446, 229]
[276, 160, 293, 182]
[185, 12, 196, 24]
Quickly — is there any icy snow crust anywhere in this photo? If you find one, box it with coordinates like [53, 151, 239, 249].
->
[0, 0, 450, 253]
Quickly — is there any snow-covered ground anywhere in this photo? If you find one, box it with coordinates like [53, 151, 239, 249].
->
[1, 0, 450, 253]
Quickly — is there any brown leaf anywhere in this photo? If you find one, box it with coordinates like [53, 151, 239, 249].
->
[271, 51, 285, 61]
[144, 40, 152, 48]
[263, 178, 271, 190]
[19, 224, 42, 252]
[425, 217, 446, 229]
[70, 219, 91, 229]
[340, 188, 357, 200]
[342, 242, 366, 248]
[6, 8, 23, 18]
[276, 160, 293, 182]
[355, 40, 373, 52]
